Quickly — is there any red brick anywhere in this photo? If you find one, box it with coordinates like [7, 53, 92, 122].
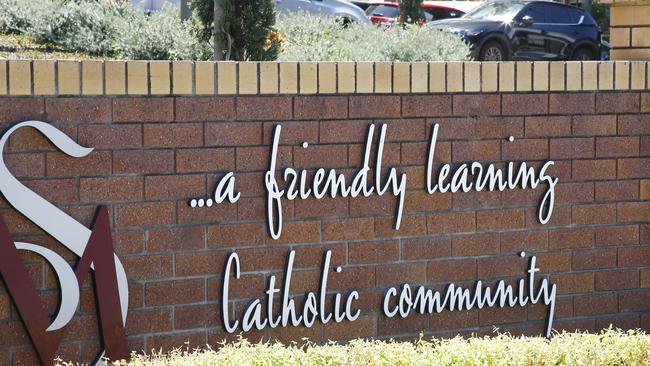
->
[375, 214, 427, 237]
[617, 114, 650, 135]
[402, 95, 452, 117]
[207, 222, 263, 247]
[480, 305, 526, 325]
[329, 265, 375, 290]
[376, 262, 426, 286]
[548, 227, 594, 249]
[549, 92, 595, 115]
[294, 196, 348, 218]
[4, 152, 44, 178]
[176, 251, 228, 277]
[24, 178, 78, 206]
[454, 94, 500, 116]
[291, 243, 346, 268]
[0, 97, 44, 123]
[533, 251, 571, 272]
[573, 248, 616, 270]
[551, 272, 594, 294]
[618, 246, 650, 267]
[176, 148, 235, 173]
[146, 278, 205, 306]
[349, 240, 399, 264]
[324, 315, 376, 341]
[595, 181, 639, 201]
[113, 149, 174, 174]
[642, 180, 650, 199]
[454, 190, 502, 210]
[175, 96, 235, 121]
[271, 220, 322, 244]
[122, 254, 173, 280]
[143, 123, 202, 147]
[595, 269, 639, 290]
[113, 97, 173, 122]
[294, 144, 348, 168]
[114, 201, 175, 227]
[319, 119, 371, 143]
[236, 145, 291, 171]
[503, 94, 547, 115]
[476, 208, 525, 231]
[618, 158, 650, 179]
[264, 121, 319, 145]
[595, 225, 639, 246]
[80, 176, 142, 202]
[500, 230, 548, 252]
[177, 199, 237, 224]
[126, 308, 173, 335]
[78, 123, 141, 149]
[477, 255, 527, 278]
[147, 226, 205, 253]
[402, 237, 451, 260]
[205, 122, 261, 146]
[596, 136, 639, 158]
[572, 159, 616, 181]
[572, 115, 616, 136]
[404, 190, 451, 212]
[427, 211, 476, 234]
[596, 92, 640, 113]
[617, 202, 650, 222]
[550, 138, 594, 159]
[619, 291, 650, 312]
[45, 97, 110, 122]
[452, 140, 500, 161]
[46, 150, 110, 177]
[294, 96, 347, 119]
[236, 96, 292, 121]
[323, 217, 374, 241]
[427, 258, 476, 282]
[175, 303, 221, 329]
[144, 174, 205, 200]
[452, 233, 499, 256]
[574, 293, 617, 316]
[525, 116, 571, 137]
[556, 182, 594, 204]
[502, 138, 548, 160]
[349, 95, 401, 118]
[571, 203, 616, 225]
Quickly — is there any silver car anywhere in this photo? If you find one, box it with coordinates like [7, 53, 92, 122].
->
[276, 0, 371, 24]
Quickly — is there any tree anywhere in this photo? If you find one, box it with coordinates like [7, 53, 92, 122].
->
[399, 0, 423, 25]
[191, 0, 278, 61]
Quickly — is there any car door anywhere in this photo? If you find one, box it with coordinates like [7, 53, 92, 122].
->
[539, 3, 579, 59]
[511, 3, 548, 60]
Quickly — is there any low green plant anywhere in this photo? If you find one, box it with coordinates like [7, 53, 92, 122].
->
[58, 328, 649, 366]
[0, 0, 211, 60]
[275, 12, 470, 62]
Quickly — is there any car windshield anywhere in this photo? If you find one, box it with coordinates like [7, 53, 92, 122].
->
[366, 4, 400, 17]
[463, 1, 524, 21]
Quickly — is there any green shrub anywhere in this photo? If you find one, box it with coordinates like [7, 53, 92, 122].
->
[0, 0, 211, 60]
[59, 328, 649, 365]
[275, 12, 470, 62]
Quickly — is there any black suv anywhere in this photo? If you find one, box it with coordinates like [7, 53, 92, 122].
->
[428, 0, 601, 61]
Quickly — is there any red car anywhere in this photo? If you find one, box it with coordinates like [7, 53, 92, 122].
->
[366, 1, 465, 26]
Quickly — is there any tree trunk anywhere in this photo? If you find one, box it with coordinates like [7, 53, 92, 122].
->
[213, 0, 224, 60]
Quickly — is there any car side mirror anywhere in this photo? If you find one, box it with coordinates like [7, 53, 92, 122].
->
[521, 15, 534, 26]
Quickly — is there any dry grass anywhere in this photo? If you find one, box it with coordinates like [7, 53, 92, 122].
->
[0, 33, 112, 60]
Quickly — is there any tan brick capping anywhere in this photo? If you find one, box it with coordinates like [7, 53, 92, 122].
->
[1, 60, 649, 96]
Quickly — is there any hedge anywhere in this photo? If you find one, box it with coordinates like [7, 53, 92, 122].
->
[56, 328, 649, 365]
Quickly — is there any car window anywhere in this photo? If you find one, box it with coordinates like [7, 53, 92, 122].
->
[463, 1, 524, 21]
[447, 10, 464, 18]
[424, 8, 449, 21]
[517, 3, 547, 23]
[366, 4, 400, 18]
[543, 4, 574, 24]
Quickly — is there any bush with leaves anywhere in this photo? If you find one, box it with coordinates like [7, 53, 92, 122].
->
[56, 328, 650, 366]
[0, 0, 211, 60]
[276, 12, 470, 62]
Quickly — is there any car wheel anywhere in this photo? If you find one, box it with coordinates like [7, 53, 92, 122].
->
[572, 48, 596, 61]
[479, 41, 506, 61]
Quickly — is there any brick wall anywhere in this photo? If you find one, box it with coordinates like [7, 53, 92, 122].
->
[0, 60, 649, 364]
[605, 0, 650, 61]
